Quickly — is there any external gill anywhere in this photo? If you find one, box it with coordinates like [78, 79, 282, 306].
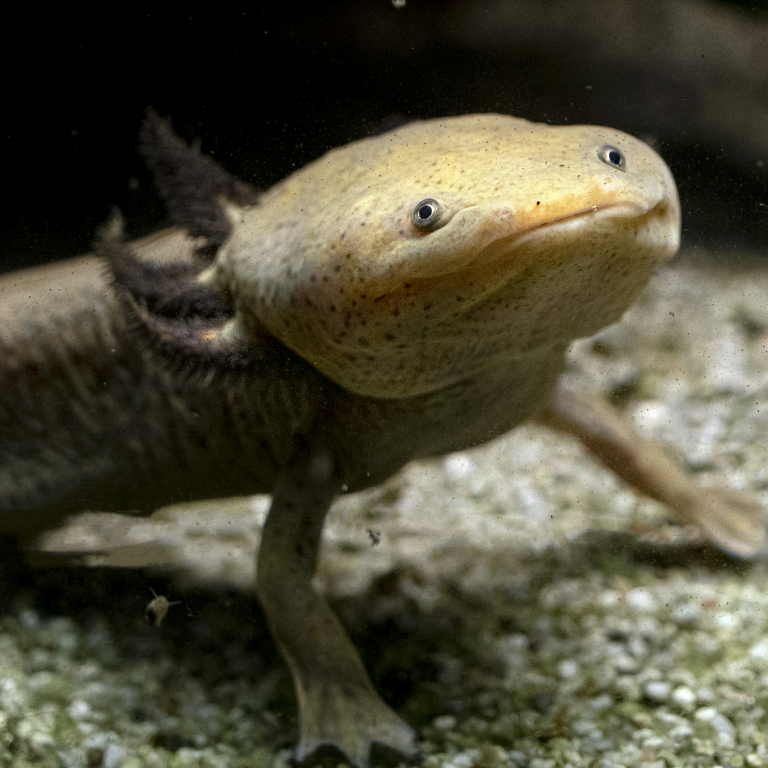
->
[98, 115, 268, 375]
[97, 213, 260, 373]
[139, 110, 260, 259]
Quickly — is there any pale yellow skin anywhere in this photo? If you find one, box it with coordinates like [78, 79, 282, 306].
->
[217, 115, 679, 398]
[1, 114, 765, 767]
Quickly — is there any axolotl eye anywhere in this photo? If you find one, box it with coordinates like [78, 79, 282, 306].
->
[598, 145, 626, 170]
[411, 198, 445, 231]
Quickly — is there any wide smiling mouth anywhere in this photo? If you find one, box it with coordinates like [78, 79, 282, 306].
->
[466, 198, 673, 270]
[513, 200, 652, 240]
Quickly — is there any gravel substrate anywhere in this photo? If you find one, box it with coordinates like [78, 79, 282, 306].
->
[6, 254, 768, 768]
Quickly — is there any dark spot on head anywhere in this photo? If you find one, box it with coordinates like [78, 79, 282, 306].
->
[392, 308, 400, 316]
[334, 265, 341, 272]
[322, 276, 329, 283]
[346, 252, 352, 259]
[384, 333, 395, 341]
[329, 305, 336, 312]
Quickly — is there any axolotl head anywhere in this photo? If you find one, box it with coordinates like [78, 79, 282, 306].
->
[214, 114, 680, 399]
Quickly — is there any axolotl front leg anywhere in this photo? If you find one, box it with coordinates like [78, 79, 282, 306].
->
[102, 116, 418, 766]
[257, 438, 418, 766]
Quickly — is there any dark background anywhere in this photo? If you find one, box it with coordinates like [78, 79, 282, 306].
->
[3, 0, 767, 274]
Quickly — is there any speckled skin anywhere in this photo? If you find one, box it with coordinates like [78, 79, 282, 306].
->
[5, 115, 758, 766]
[218, 115, 679, 398]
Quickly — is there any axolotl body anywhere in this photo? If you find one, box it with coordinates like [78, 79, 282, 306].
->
[0, 114, 764, 766]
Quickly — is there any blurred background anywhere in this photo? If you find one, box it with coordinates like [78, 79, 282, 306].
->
[2, 0, 766, 273]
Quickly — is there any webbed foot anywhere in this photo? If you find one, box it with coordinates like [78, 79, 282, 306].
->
[295, 678, 418, 767]
[680, 487, 766, 559]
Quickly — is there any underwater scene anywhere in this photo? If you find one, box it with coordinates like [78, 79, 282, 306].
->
[1, 3, 768, 767]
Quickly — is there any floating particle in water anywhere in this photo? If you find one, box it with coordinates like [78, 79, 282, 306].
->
[145, 588, 181, 627]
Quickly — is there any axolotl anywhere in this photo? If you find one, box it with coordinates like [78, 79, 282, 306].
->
[1, 113, 764, 766]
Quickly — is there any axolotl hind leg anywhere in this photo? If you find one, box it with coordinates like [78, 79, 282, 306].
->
[257, 438, 418, 768]
[538, 381, 767, 559]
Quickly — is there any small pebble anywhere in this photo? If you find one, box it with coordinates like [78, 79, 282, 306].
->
[558, 660, 580, 679]
[668, 722, 694, 739]
[671, 686, 697, 710]
[644, 681, 670, 702]
[750, 641, 768, 661]
[625, 588, 657, 612]
[591, 694, 613, 711]
[67, 700, 91, 720]
[673, 602, 701, 625]
[103, 743, 127, 768]
[433, 715, 457, 730]
[628, 636, 647, 658]
[614, 653, 639, 673]
[714, 612, 740, 630]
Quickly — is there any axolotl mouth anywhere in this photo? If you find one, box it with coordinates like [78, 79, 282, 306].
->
[511, 198, 678, 250]
[465, 197, 680, 276]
